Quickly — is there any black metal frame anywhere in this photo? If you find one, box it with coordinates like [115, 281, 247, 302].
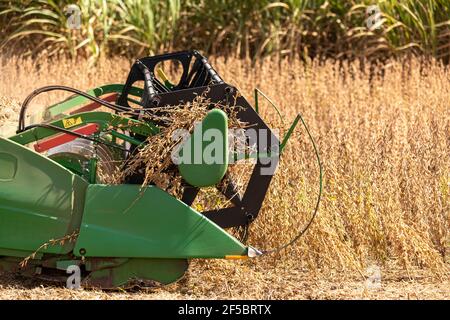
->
[117, 50, 223, 108]
[120, 51, 280, 229]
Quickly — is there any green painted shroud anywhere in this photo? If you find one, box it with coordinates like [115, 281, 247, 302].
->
[0, 137, 87, 256]
[74, 184, 246, 259]
[178, 109, 229, 187]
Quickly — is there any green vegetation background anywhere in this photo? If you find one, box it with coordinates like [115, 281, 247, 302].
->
[1, 0, 449, 62]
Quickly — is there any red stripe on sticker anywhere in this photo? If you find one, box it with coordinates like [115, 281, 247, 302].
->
[34, 123, 99, 153]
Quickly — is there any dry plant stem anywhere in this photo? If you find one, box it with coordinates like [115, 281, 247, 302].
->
[19, 231, 79, 268]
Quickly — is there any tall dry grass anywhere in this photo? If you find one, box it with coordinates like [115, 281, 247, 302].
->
[240, 57, 450, 274]
[0, 54, 448, 280]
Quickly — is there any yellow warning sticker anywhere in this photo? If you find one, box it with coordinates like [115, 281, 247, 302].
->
[62, 117, 82, 129]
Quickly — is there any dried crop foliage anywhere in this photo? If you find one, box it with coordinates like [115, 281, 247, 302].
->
[0, 54, 448, 299]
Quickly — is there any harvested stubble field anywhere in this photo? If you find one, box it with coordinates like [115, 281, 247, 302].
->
[0, 55, 449, 299]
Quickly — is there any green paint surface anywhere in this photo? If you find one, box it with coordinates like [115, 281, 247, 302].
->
[74, 184, 245, 258]
[178, 109, 229, 187]
[0, 137, 87, 255]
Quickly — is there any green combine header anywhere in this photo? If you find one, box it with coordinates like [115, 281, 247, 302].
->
[0, 51, 303, 288]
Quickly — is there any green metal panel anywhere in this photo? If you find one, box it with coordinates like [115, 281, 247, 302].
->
[178, 109, 229, 187]
[74, 184, 246, 259]
[0, 248, 43, 259]
[0, 137, 87, 255]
